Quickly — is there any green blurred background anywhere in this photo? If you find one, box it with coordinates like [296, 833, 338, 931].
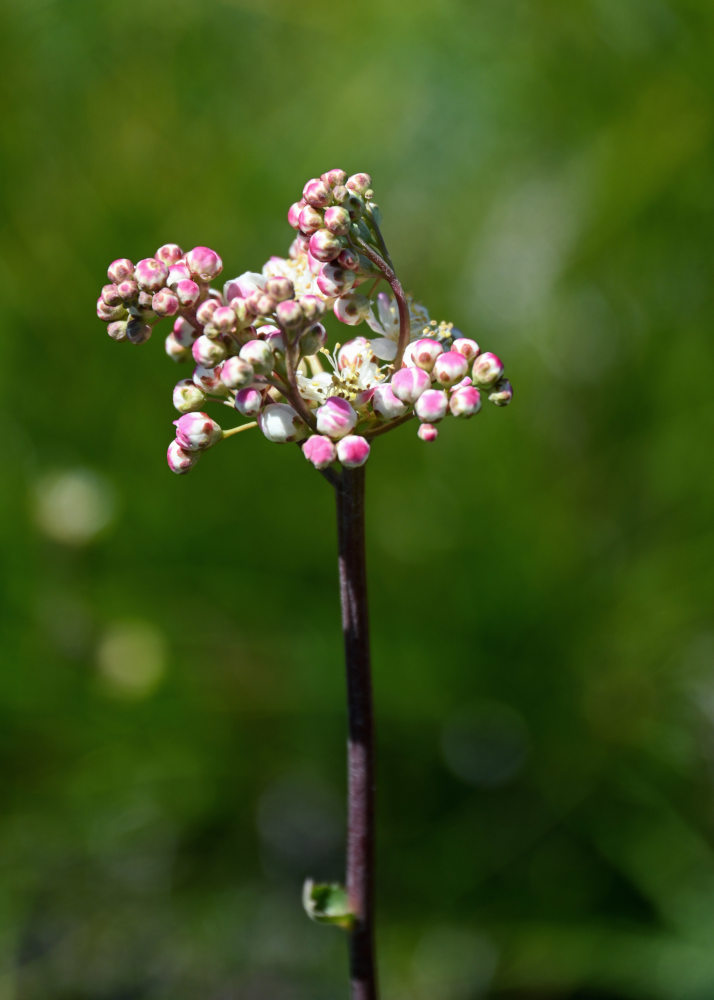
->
[1, 0, 713, 996]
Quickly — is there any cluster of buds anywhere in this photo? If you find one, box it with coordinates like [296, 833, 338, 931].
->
[96, 170, 512, 475]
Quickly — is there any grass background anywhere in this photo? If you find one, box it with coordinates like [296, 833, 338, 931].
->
[1, 0, 713, 996]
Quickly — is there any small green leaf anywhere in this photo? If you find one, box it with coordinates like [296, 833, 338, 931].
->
[302, 879, 354, 930]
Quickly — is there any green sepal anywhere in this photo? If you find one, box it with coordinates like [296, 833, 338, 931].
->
[302, 879, 354, 930]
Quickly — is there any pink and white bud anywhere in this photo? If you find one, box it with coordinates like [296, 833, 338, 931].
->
[452, 338, 480, 362]
[211, 306, 237, 333]
[167, 260, 192, 287]
[317, 263, 355, 298]
[300, 323, 327, 356]
[417, 423, 439, 443]
[193, 364, 225, 394]
[303, 178, 331, 209]
[334, 294, 370, 326]
[192, 335, 227, 367]
[134, 257, 169, 292]
[234, 387, 263, 416]
[136, 290, 155, 312]
[433, 351, 469, 387]
[275, 299, 304, 329]
[101, 283, 122, 307]
[302, 434, 337, 469]
[186, 246, 223, 282]
[126, 319, 152, 345]
[336, 435, 370, 468]
[155, 244, 183, 266]
[172, 316, 196, 347]
[196, 298, 220, 326]
[323, 206, 351, 236]
[337, 247, 361, 271]
[391, 366, 431, 404]
[257, 324, 286, 354]
[220, 356, 255, 390]
[308, 229, 344, 263]
[316, 397, 358, 439]
[298, 205, 323, 235]
[449, 384, 482, 418]
[415, 389, 448, 423]
[107, 258, 134, 283]
[223, 272, 265, 302]
[300, 295, 325, 322]
[488, 378, 513, 407]
[97, 297, 124, 322]
[167, 439, 201, 475]
[346, 173, 372, 195]
[165, 332, 190, 362]
[472, 352, 504, 387]
[239, 339, 274, 374]
[411, 338, 444, 372]
[174, 412, 222, 452]
[173, 378, 207, 413]
[322, 168, 347, 187]
[371, 384, 407, 420]
[265, 277, 294, 302]
[152, 288, 180, 317]
[116, 279, 139, 302]
[107, 320, 128, 342]
[287, 201, 303, 229]
[259, 403, 306, 443]
[175, 279, 201, 308]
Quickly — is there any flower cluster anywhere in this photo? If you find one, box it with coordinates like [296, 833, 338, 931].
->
[96, 170, 512, 475]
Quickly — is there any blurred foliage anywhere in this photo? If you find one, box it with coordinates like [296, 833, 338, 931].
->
[1, 0, 713, 997]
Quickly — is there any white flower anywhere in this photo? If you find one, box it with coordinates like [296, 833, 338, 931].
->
[297, 337, 387, 406]
[365, 291, 431, 361]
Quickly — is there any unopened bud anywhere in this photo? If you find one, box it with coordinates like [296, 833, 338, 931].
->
[300, 295, 325, 322]
[287, 201, 303, 229]
[452, 338, 480, 362]
[239, 339, 274, 374]
[488, 377, 513, 407]
[337, 248, 360, 271]
[417, 423, 438, 443]
[308, 229, 344, 263]
[152, 288, 180, 317]
[101, 283, 122, 307]
[415, 389, 448, 423]
[126, 318, 153, 345]
[449, 384, 481, 417]
[411, 338, 444, 372]
[259, 403, 307, 443]
[336, 435, 370, 468]
[265, 277, 294, 302]
[298, 205, 323, 235]
[185, 246, 223, 281]
[193, 364, 225, 394]
[346, 173, 372, 195]
[334, 293, 370, 326]
[107, 258, 134, 283]
[303, 178, 331, 209]
[97, 297, 124, 322]
[371, 384, 407, 420]
[192, 335, 227, 367]
[471, 352, 504, 387]
[317, 263, 355, 298]
[196, 298, 220, 327]
[302, 434, 337, 469]
[167, 260, 192, 287]
[107, 320, 128, 342]
[323, 206, 350, 236]
[174, 412, 222, 451]
[116, 279, 139, 302]
[220, 356, 255, 390]
[275, 299, 304, 329]
[322, 168, 347, 187]
[211, 306, 237, 333]
[134, 257, 169, 292]
[167, 439, 201, 475]
[391, 366, 430, 404]
[300, 323, 327, 356]
[257, 324, 286, 354]
[155, 244, 183, 265]
[173, 378, 207, 413]
[165, 332, 190, 361]
[175, 279, 201, 308]
[316, 396, 358, 439]
[234, 387, 263, 416]
[172, 316, 196, 347]
[433, 351, 469, 387]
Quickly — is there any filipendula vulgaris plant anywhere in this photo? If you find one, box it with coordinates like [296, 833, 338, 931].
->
[96, 169, 512, 1000]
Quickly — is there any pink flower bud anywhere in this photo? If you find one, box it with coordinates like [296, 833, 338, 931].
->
[452, 338, 480, 362]
[300, 296, 325, 322]
[303, 177, 331, 209]
[317, 263, 355, 298]
[167, 439, 201, 475]
[334, 294, 370, 326]
[167, 261, 192, 287]
[275, 299, 304, 329]
[134, 257, 169, 292]
[302, 434, 337, 469]
[165, 332, 190, 361]
[174, 412, 222, 452]
[371, 384, 407, 420]
[322, 168, 347, 187]
[107, 258, 134, 283]
[391, 366, 430, 404]
[175, 279, 201, 308]
[449, 384, 481, 418]
[287, 201, 303, 229]
[239, 339, 274, 374]
[316, 396, 358, 439]
[192, 335, 227, 367]
[155, 243, 183, 265]
[488, 378, 513, 407]
[298, 205, 323, 235]
[152, 288, 180, 317]
[172, 316, 196, 347]
[173, 378, 207, 413]
[126, 318, 152, 345]
[323, 206, 351, 236]
[185, 246, 223, 281]
[101, 283, 122, 307]
[259, 403, 306, 443]
[116, 279, 138, 302]
[211, 306, 237, 333]
[337, 247, 360, 271]
[336, 435, 370, 468]
[265, 277, 294, 302]
[472, 352, 504, 387]
[107, 320, 128, 341]
[308, 229, 344, 263]
[257, 324, 286, 354]
[432, 351, 469, 387]
[411, 338, 444, 372]
[136, 289, 155, 311]
[234, 387, 263, 416]
[97, 297, 124, 322]
[193, 364, 225, 394]
[417, 423, 439, 443]
[346, 173, 372, 195]
[224, 272, 265, 302]
[415, 388, 448, 423]
[220, 356, 255, 390]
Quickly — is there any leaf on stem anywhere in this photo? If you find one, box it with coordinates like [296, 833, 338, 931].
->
[302, 879, 354, 930]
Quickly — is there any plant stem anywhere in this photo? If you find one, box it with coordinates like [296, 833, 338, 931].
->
[354, 239, 410, 369]
[335, 466, 378, 1000]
